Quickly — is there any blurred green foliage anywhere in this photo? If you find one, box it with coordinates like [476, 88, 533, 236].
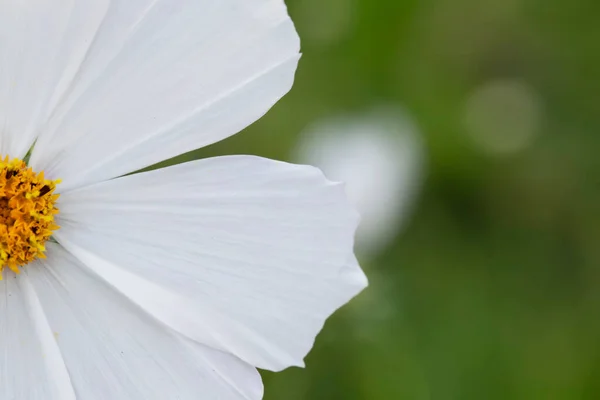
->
[165, 0, 600, 398]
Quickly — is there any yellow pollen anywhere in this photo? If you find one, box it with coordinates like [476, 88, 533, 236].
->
[0, 156, 60, 277]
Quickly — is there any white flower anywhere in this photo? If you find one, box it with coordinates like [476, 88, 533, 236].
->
[0, 2, 367, 399]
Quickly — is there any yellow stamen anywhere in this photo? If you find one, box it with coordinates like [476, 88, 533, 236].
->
[0, 156, 60, 277]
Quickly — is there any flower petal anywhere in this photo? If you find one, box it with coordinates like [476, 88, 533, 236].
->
[56, 156, 367, 371]
[0, 270, 76, 400]
[29, 0, 300, 191]
[0, 0, 109, 158]
[26, 244, 263, 400]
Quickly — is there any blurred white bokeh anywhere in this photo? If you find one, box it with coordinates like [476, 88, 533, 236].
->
[295, 108, 424, 257]
[464, 79, 543, 155]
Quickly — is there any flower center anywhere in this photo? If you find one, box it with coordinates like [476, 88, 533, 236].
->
[0, 156, 60, 276]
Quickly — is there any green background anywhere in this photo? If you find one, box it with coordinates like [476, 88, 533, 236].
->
[165, 0, 600, 398]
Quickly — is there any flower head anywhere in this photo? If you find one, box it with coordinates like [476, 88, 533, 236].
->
[0, 1, 366, 399]
[0, 157, 60, 271]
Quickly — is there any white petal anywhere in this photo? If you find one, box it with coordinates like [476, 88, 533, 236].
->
[27, 244, 263, 400]
[56, 156, 367, 371]
[30, 0, 300, 191]
[0, 270, 76, 400]
[0, 0, 109, 158]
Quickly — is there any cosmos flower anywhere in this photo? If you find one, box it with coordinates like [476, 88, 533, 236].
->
[0, 1, 367, 399]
